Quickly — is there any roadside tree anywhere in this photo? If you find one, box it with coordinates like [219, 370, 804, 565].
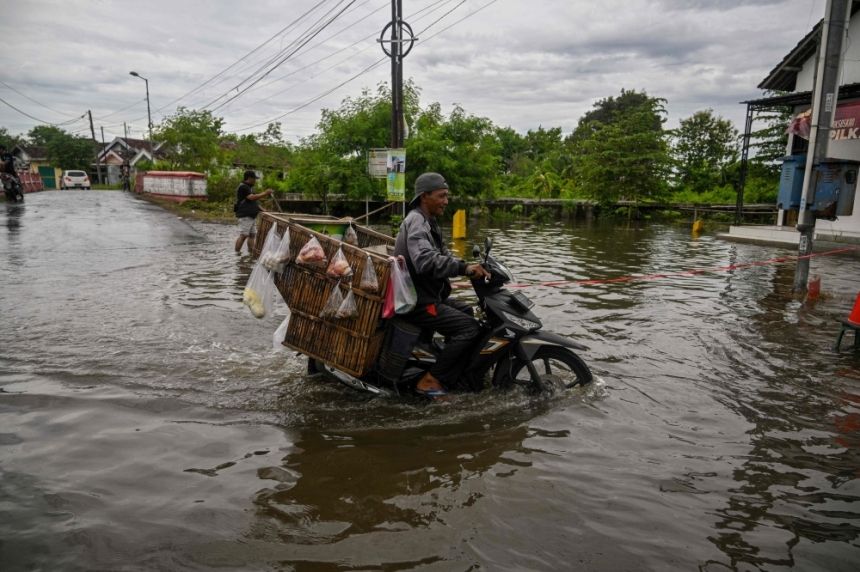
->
[154, 107, 224, 172]
[671, 109, 739, 194]
[28, 125, 96, 170]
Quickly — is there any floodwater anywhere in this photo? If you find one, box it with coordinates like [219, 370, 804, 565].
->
[2, 191, 860, 571]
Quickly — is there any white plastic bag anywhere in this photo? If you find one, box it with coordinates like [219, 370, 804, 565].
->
[273, 228, 291, 265]
[390, 256, 417, 315]
[335, 289, 358, 319]
[297, 236, 327, 268]
[344, 224, 358, 246]
[272, 310, 290, 350]
[243, 262, 276, 319]
[259, 226, 283, 272]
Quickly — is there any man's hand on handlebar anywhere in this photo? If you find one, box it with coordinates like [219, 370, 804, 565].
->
[466, 263, 491, 280]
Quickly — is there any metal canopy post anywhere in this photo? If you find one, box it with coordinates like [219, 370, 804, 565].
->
[736, 103, 754, 224]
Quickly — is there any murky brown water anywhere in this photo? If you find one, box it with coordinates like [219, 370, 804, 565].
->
[2, 191, 860, 571]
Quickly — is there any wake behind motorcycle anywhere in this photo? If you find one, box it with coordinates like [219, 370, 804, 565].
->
[310, 237, 593, 398]
[1, 173, 24, 203]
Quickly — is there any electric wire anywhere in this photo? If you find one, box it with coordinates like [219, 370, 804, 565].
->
[205, 0, 360, 113]
[0, 95, 86, 127]
[0, 79, 83, 120]
[233, 0, 488, 132]
[235, 0, 460, 112]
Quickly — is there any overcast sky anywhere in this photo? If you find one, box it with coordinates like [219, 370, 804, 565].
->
[0, 0, 823, 143]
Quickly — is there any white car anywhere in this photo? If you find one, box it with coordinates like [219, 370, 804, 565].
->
[61, 170, 91, 190]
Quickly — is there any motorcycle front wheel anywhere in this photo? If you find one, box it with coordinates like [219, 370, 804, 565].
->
[504, 346, 593, 394]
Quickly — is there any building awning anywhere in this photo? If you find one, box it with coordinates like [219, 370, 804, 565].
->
[741, 83, 860, 110]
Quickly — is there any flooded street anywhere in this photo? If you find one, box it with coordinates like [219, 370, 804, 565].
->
[2, 190, 860, 571]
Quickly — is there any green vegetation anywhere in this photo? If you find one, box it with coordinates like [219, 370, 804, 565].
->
[2, 81, 784, 222]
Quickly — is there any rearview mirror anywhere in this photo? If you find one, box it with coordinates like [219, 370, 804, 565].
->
[472, 244, 481, 258]
[484, 236, 493, 255]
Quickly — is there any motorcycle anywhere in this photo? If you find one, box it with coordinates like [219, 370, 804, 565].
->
[1, 173, 24, 202]
[310, 237, 593, 397]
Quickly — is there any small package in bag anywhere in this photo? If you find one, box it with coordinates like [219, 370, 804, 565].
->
[335, 288, 358, 319]
[243, 262, 275, 319]
[359, 255, 378, 293]
[344, 224, 359, 246]
[320, 282, 344, 319]
[390, 256, 416, 315]
[273, 228, 291, 266]
[326, 246, 353, 279]
[296, 236, 327, 267]
[259, 226, 283, 272]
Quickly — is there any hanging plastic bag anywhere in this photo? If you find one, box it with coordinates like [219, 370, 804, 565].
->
[243, 262, 275, 319]
[359, 255, 378, 293]
[390, 256, 417, 315]
[381, 278, 395, 319]
[296, 236, 327, 267]
[335, 288, 358, 319]
[320, 281, 344, 319]
[344, 223, 358, 246]
[272, 310, 290, 350]
[326, 246, 353, 279]
[273, 227, 291, 265]
[259, 225, 283, 272]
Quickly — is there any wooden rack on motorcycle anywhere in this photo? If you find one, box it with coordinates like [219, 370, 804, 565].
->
[253, 212, 395, 377]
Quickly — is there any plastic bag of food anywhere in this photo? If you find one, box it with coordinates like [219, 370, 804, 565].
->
[390, 256, 416, 314]
[344, 224, 358, 246]
[359, 255, 378, 293]
[326, 246, 353, 279]
[273, 227, 291, 265]
[335, 289, 358, 319]
[320, 282, 344, 319]
[296, 236, 327, 267]
[259, 226, 283, 272]
[243, 262, 275, 319]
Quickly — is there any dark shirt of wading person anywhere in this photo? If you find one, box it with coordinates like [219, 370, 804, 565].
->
[234, 170, 272, 254]
[393, 172, 491, 398]
[0, 145, 16, 176]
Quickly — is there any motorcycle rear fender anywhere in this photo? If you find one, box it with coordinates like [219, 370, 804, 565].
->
[519, 330, 588, 359]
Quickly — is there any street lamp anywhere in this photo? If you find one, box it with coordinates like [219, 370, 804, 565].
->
[129, 71, 153, 153]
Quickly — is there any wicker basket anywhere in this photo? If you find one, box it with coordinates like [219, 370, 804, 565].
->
[255, 213, 395, 377]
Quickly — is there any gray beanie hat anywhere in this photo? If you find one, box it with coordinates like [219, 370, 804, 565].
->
[410, 172, 448, 207]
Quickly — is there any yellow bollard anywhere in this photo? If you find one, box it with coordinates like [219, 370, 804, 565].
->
[692, 219, 704, 234]
[453, 209, 466, 239]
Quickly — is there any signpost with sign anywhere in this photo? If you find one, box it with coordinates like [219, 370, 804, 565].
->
[386, 148, 406, 203]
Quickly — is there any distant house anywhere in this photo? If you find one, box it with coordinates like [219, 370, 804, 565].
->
[96, 137, 164, 185]
[729, 5, 860, 245]
[12, 145, 62, 190]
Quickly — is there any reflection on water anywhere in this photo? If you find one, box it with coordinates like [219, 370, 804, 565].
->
[2, 192, 860, 571]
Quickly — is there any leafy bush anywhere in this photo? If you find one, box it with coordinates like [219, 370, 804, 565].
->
[206, 170, 239, 203]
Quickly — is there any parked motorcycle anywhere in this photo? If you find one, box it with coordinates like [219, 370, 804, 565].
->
[1, 173, 24, 202]
[310, 237, 593, 397]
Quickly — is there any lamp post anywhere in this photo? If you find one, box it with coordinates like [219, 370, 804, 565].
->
[129, 71, 153, 154]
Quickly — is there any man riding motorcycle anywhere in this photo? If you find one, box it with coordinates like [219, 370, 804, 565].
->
[393, 172, 491, 398]
[0, 144, 23, 202]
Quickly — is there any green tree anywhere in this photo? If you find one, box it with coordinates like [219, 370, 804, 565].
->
[671, 109, 739, 194]
[407, 104, 500, 199]
[569, 90, 670, 207]
[0, 127, 23, 150]
[154, 107, 224, 171]
[27, 125, 96, 170]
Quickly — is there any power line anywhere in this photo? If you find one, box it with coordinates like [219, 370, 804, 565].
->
[0, 95, 86, 127]
[206, 0, 361, 113]
[233, 0, 485, 133]
[0, 79, 83, 120]
[93, 98, 147, 122]
[152, 0, 334, 115]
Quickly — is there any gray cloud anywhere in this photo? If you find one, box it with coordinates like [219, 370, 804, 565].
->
[0, 0, 825, 141]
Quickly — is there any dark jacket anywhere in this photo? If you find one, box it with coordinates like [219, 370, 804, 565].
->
[234, 182, 260, 218]
[394, 208, 467, 305]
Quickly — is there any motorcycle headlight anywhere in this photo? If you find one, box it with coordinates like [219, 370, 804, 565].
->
[503, 311, 539, 330]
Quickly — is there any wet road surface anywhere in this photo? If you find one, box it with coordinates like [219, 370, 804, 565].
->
[1, 191, 860, 571]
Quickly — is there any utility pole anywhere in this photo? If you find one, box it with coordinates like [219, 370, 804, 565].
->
[794, 0, 852, 292]
[88, 110, 103, 185]
[100, 126, 107, 187]
[378, 0, 416, 214]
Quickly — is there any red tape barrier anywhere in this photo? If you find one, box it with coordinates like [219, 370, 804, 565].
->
[453, 246, 860, 290]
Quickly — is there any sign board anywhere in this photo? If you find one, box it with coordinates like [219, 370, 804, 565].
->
[367, 148, 388, 178]
[386, 148, 406, 202]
